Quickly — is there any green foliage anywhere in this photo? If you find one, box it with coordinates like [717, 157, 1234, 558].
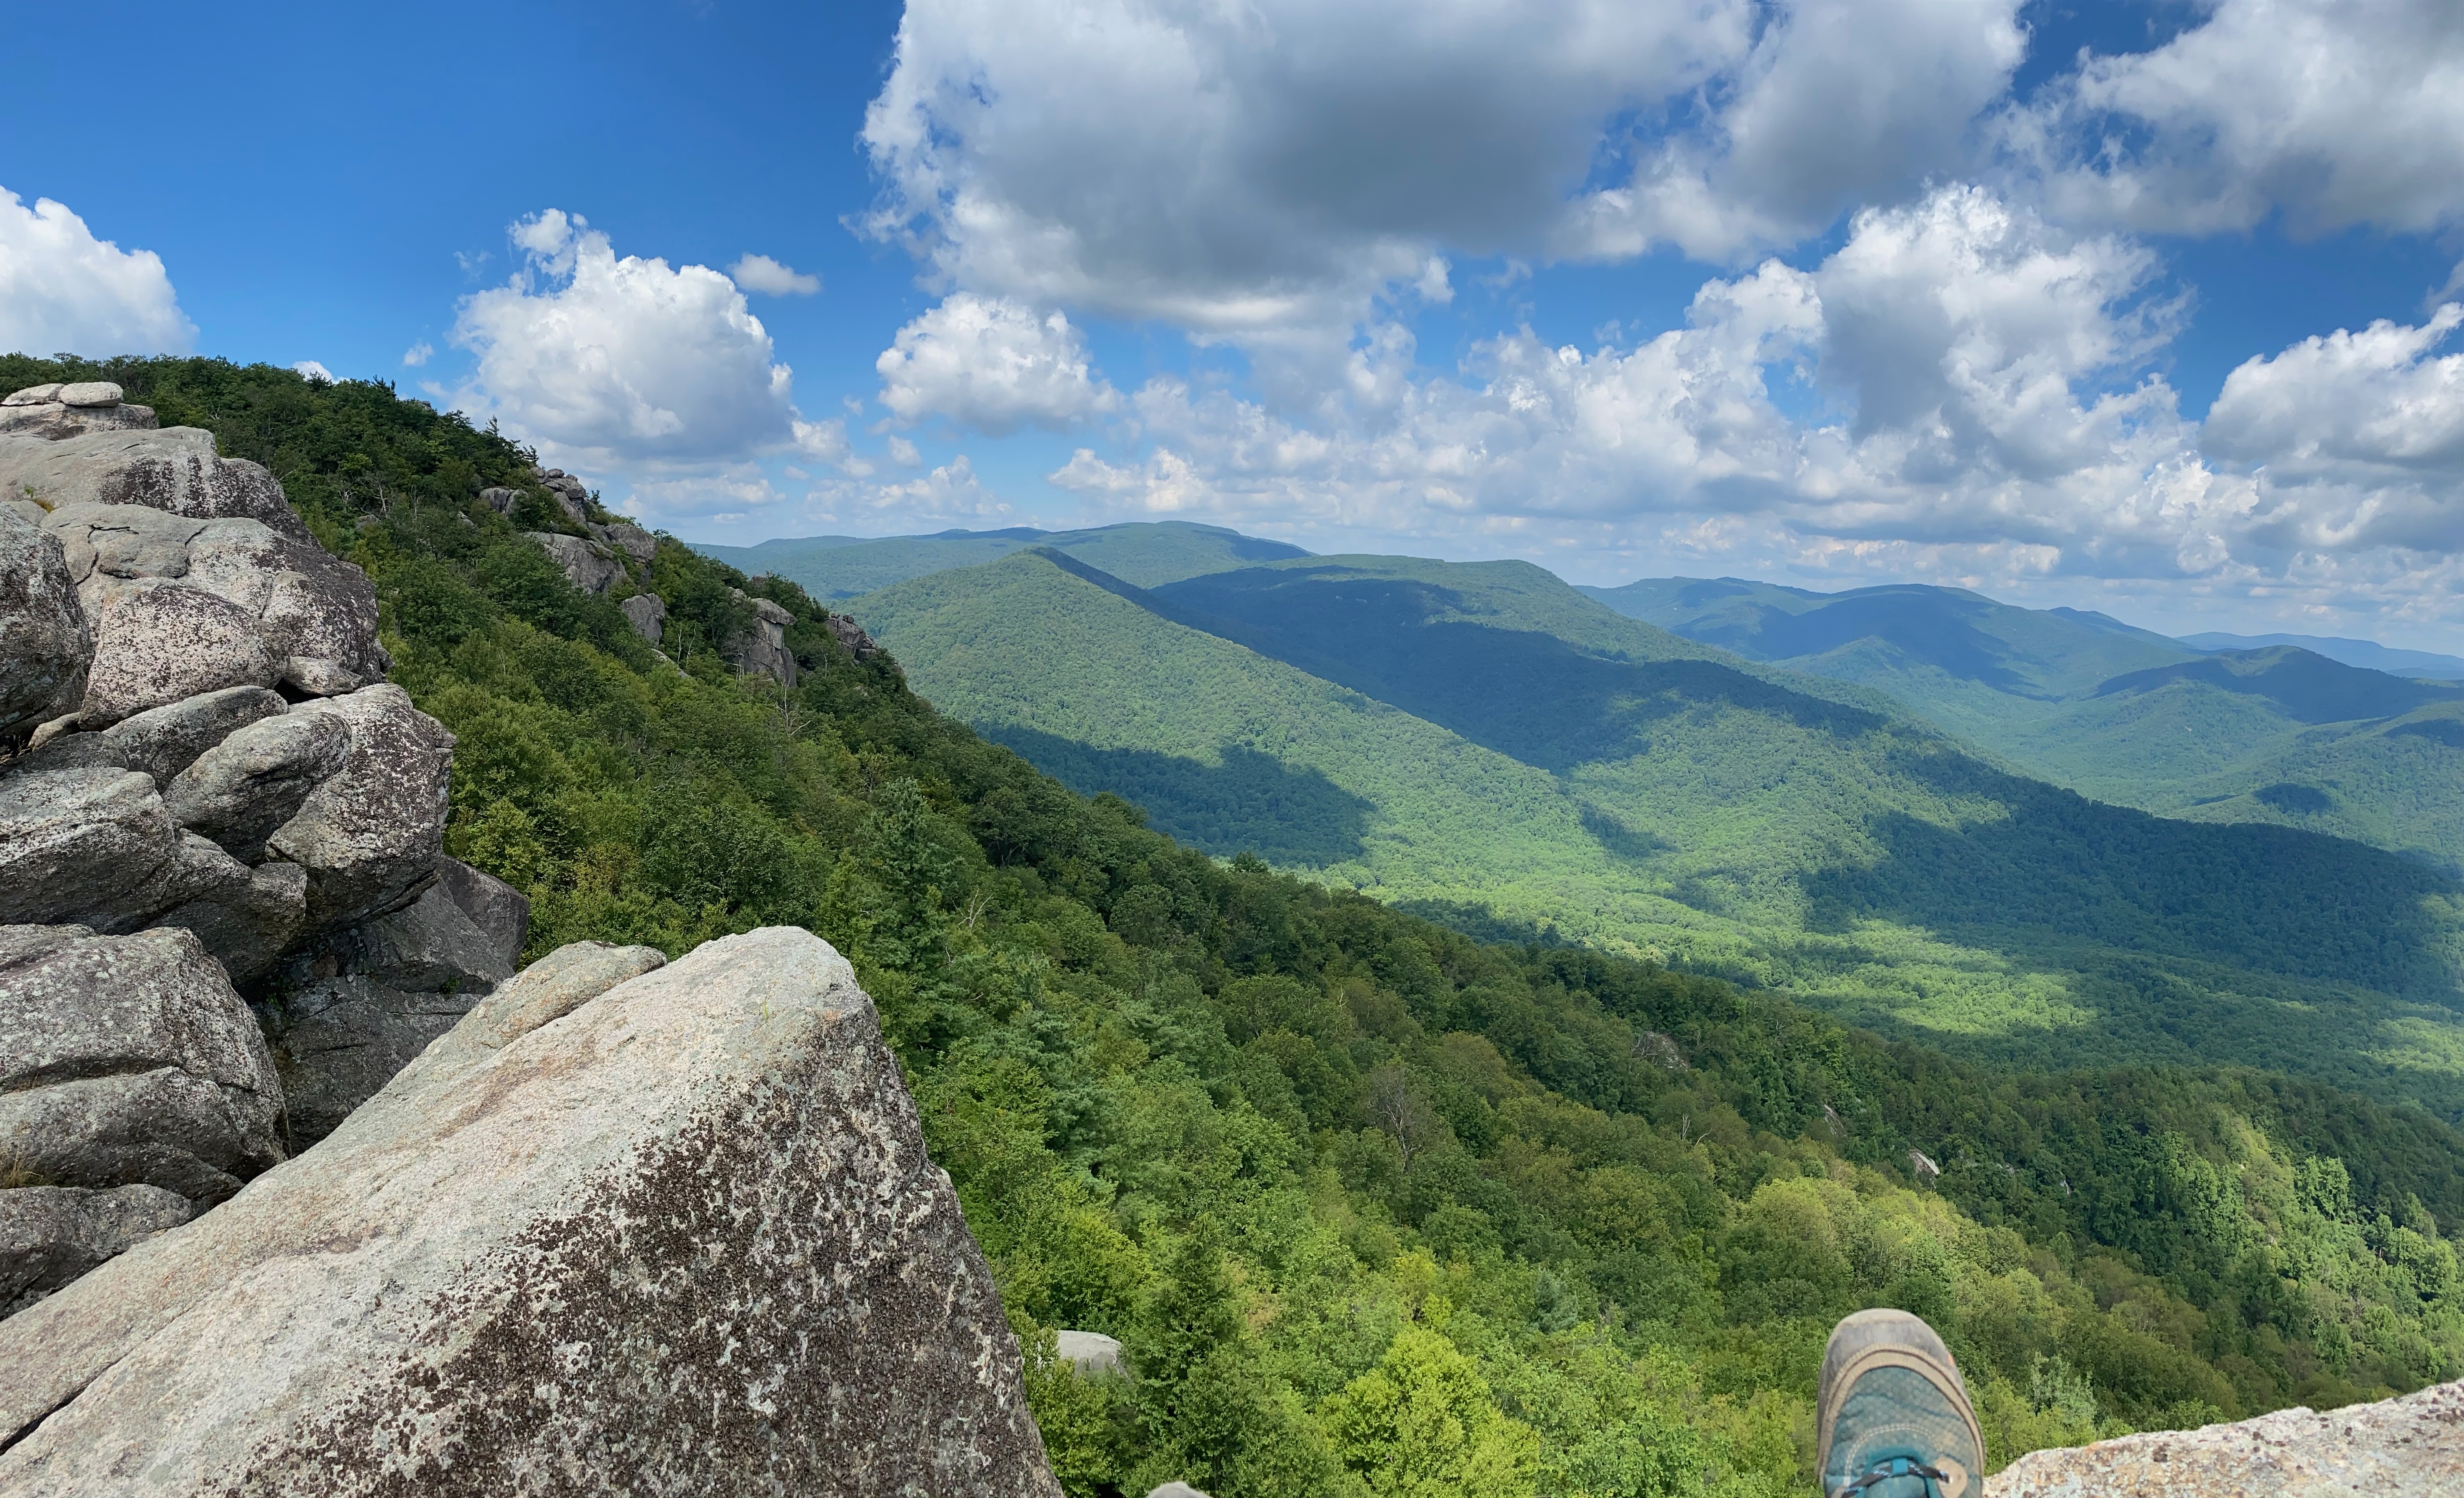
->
[65, 357, 2464, 1494]
[1581, 576, 2464, 877]
[850, 550, 2464, 1117]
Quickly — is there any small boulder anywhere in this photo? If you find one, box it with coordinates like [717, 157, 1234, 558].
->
[599, 519, 657, 563]
[0, 505, 91, 748]
[432, 856, 530, 971]
[620, 590, 667, 645]
[78, 580, 283, 727]
[161, 709, 351, 862]
[55, 382, 122, 408]
[476, 485, 521, 514]
[525, 530, 623, 595]
[263, 684, 455, 932]
[2, 384, 64, 406]
[95, 686, 291, 786]
[1055, 1328, 1127, 1378]
[330, 880, 518, 996]
[0, 928, 1060, 1496]
[827, 611, 882, 662]
[0, 769, 231, 932]
[149, 859, 309, 986]
[1, 1185, 192, 1317]
[0, 925, 285, 1202]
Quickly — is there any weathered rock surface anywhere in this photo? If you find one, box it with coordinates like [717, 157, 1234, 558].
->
[0, 427, 296, 533]
[432, 855, 530, 971]
[163, 710, 351, 862]
[151, 859, 309, 985]
[264, 684, 455, 930]
[526, 529, 623, 595]
[0, 389, 157, 439]
[1056, 1328, 1126, 1378]
[0, 1185, 191, 1315]
[599, 518, 657, 563]
[0, 768, 231, 931]
[41, 685, 292, 787]
[0, 925, 284, 1203]
[0, 927, 1061, 1497]
[76, 578, 284, 725]
[828, 610, 882, 663]
[42, 500, 387, 698]
[4, 383, 64, 405]
[0, 504, 90, 747]
[271, 976, 481, 1147]
[1990, 1379, 2464, 1495]
[477, 484, 522, 515]
[727, 587, 799, 685]
[619, 589, 666, 644]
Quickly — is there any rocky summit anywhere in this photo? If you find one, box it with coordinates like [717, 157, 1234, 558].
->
[0, 927, 1059, 1497]
[0, 388, 1065, 1493]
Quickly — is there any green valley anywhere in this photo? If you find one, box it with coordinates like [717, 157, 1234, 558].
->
[1583, 578, 2464, 874]
[852, 551, 2464, 1113]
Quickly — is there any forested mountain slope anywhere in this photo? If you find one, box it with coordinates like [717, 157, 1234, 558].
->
[1583, 577, 2464, 872]
[694, 519, 1308, 597]
[852, 551, 2464, 1115]
[2183, 631, 2464, 681]
[17, 354, 2464, 1498]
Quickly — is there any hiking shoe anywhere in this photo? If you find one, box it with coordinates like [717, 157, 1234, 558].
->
[1818, 1309, 1985, 1498]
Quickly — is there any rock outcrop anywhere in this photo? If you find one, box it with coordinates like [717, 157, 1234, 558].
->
[0, 928, 1062, 1498]
[1989, 1378, 2464, 1494]
[620, 590, 666, 644]
[0, 382, 159, 440]
[526, 529, 624, 595]
[0, 409, 466, 1305]
[727, 586, 799, 686]
[0, 925, 285, 1203]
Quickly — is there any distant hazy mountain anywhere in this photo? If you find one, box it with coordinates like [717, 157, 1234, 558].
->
[2182, 631, 2464, 681]
[1583, 577, 2464, 873]
[692, 520, 1308, 597]
[849, 549, 2464, 1108]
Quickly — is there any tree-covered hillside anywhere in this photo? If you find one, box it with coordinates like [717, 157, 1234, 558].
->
[18, 354, 2464, 1498]
[1584, 577, 2464, 873]
[849, 550, 2464, 1116]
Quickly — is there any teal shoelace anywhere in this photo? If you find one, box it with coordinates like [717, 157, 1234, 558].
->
[1832, 1455, 1955, 1497]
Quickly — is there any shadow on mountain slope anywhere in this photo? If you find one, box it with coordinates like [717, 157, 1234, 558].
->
[1151, 564, 1883, 771]
[979, 724, 1374, 867]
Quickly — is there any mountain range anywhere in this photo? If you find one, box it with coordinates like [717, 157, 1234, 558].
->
[825, 539, 2464, 1115]
[1580, 576, 2463, 875]
[692, 520, 1308, 597]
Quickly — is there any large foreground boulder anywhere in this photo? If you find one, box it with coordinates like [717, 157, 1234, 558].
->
[1988, 1377, 2464, 1495]
[0, 927, 1061, 1496]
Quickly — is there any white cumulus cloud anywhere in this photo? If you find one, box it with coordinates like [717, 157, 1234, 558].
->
[2006, 0, 2464, 236]
[0, 187, 193, 357]
[875, 294, 1119, 434]
[2202, 304, 2464, 557]
[729, 254, 821, 296]
[292, 361, 339, 383]
[450, 209, 812, 469]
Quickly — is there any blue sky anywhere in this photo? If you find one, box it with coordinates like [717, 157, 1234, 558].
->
[4, 0, 2460, 649]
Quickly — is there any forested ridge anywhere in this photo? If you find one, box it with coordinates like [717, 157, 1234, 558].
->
[18, 353, 2464, 1497]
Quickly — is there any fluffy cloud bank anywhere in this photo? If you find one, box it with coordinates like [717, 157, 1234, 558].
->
[1051, 189, 2460, 618]
[449, 210, 857, 497]
[0, 187, 193, 357]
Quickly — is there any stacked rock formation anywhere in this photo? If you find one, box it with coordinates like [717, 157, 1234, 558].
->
[0, 927, 1064, 1496]
[0, 388, 526, 1311]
